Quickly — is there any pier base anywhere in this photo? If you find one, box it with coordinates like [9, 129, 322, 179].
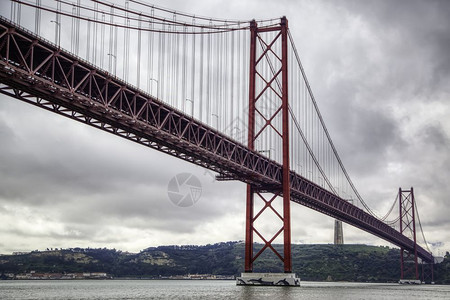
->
[236, 273, 300, 286]
[399, 279, 421, 284]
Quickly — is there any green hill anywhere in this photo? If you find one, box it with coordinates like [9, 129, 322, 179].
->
[1, 242, 449, 283]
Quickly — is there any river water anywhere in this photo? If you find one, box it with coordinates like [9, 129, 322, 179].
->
[1, 280, 449, 299]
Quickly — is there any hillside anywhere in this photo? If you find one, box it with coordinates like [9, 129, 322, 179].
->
[1, 242, 449, 283]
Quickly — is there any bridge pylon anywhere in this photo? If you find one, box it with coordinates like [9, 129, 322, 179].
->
[398, 187, 420, 284]
[421, 260, 434, 284]
[237, 17, 299, 286]
[334, 219, 344, 245]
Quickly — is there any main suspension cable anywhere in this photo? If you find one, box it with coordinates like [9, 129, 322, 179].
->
[13, 0, 276, 34]
[414, 198, 432, 253]
[288, 30, 379, 218]
[381, 193, 399, 221]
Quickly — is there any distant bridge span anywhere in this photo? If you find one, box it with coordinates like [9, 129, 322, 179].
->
[0, 17, 433, 263]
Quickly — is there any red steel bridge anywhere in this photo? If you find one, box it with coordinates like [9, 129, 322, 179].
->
[0, 0, 434, 282]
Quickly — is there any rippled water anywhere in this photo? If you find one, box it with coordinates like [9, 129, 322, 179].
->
[1, 280, 449, 299]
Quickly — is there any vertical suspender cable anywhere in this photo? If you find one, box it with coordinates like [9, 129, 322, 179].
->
[224, 25, 229, 134]
[113, 25, 118, 76]
[174, 15, 180, 109]
[182, 25, 187, 108]
[148, 8, 154, 94]
[55, 0, 61, 47]
[35, 0, 41, 35]
[230, 29, 234, 138]
[124, 1, 130, 81]
[218, 31, 223, 131]
[157, 28, 162, 99]
[10, 1, 14, 22]
[108, 6, 114, 74]
[76, 0, 80, 55]
[147, 8, 155, 97]
[191, 18, 196, 117]
[100, 12, 105, 69]
[93, 2, 98, 64]
[214, 31, 219, 129]
[236, 24, 241, 142]
[199, 27, 204, 122]
[137, 13, 142, 88]
[167, 23, 172, 104]
[71, 5, 75, 53]
[206, 21, 212, 126]
[87, 19, 91, 62]
[17, 1, 21, 25]
[160, 23, 165, 101]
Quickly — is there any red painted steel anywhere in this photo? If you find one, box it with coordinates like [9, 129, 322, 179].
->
[244, 17, 292, 273]
[244, 20, 257, 273]
[0, 17, 434, 265]
[280, 17, 292, 273]
[244, 185, 254, 272]
[399, 187, 419, 280]
[399, 188, 404, 279]
[421, 261, 434, 283]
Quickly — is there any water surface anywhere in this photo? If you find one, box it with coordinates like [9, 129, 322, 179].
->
[1, 280, 449, 299]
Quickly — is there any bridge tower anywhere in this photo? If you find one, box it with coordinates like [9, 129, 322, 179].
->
[237, 17, 299, 286]
[421, 259, 434, 284]
[398, 187, 420, 284]
[334, 220, 344, 245]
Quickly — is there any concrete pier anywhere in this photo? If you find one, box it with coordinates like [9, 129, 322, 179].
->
[399, 279, 421, 284]
[236, 273, 300, 286]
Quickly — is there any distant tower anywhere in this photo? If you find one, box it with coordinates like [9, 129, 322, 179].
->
[334, 219, 344, 244]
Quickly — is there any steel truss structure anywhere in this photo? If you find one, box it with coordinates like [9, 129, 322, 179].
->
[0, 17, 433, 266]
[245, 17, 291, 272]
[421, 261, 434, 283]
[399, 187, 419, 280]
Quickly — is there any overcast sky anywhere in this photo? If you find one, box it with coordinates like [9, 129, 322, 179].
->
[0, 0, 449, 257]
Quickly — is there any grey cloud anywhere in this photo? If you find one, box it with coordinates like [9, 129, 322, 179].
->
[1, 0, 450, 254]
[419, 123, 450, 150]
[341, 0, 450, 96]
[331, 103, 405, 177]
[0, 100, 245, 244]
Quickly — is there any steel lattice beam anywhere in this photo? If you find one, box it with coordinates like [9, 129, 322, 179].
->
[399, 187, 419, 280]
[245, 17, 292, 273]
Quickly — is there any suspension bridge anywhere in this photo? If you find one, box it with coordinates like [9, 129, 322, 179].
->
[0, 0, 434, 286]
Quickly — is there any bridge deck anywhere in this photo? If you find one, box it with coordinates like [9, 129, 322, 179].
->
[0, 17, 433, 263]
